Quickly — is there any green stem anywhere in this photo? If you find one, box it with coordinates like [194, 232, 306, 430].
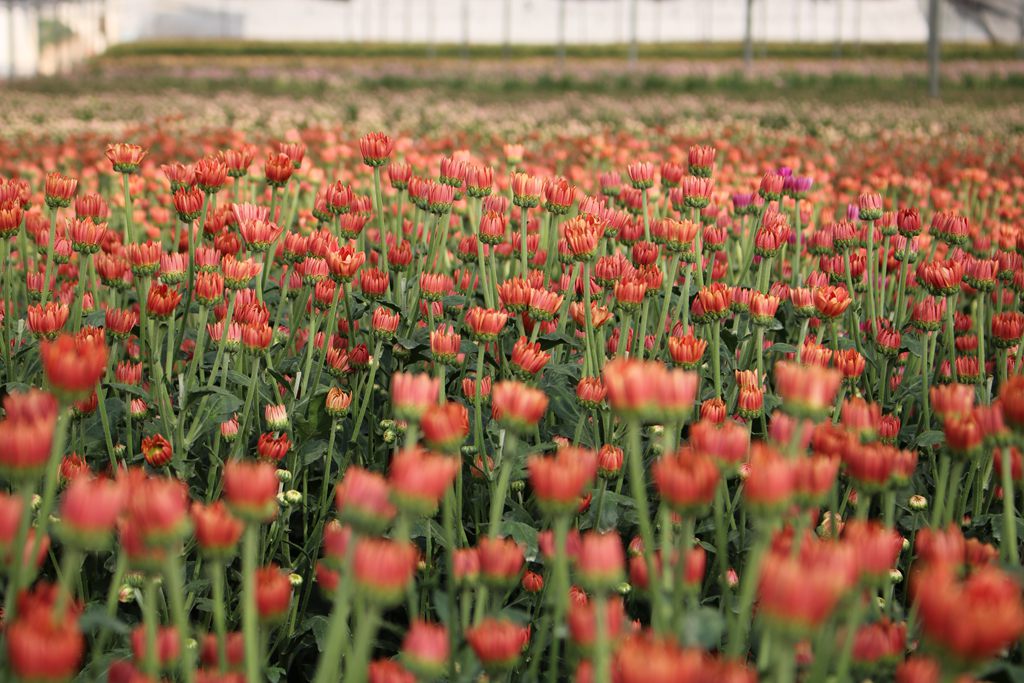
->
[242, 524, 262, 683]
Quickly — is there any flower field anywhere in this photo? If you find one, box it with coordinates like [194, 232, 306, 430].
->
[0, 83, 1022, 683]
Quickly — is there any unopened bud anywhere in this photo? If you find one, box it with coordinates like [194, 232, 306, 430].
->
[889, 569, 903, 584]
[285, 490, 303, 506]
[909, 494, 928, 511]
[276, 469, 292, 483]
[511, 480, 525, 492]
[289, 573, 303, 587]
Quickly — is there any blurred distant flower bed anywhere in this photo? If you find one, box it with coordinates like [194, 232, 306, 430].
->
[0, 88, 1022, 682]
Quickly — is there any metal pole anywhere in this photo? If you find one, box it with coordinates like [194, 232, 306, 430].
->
[927, 0, 941, 97]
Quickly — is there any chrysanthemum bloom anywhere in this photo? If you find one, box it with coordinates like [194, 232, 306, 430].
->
[56, 475, 125, 551]
[389, 447, 459, 516]
[223, 459, 279, 523]
[465, 619, 529, 673]
[324, 388, 352, 419]
[335, 467, 396, 534]
[527, 447, 597, 516]
[257, 432, 291, 463]
[371, 306, 400, 339]
[105, 143, 147, 174]
[262, 152, 294, 188]
[141, 434, 172, 468]
[191, 501, 243, 560]
[613, 634, 710, 683]
[7, 590, 84, 682]
[194, 155, 228, 194]
[359, 132, 394, 167]
[842, 520, 903, 584]
[653, 447, 720, 515]
[576, 531, 625, 592]
[27, 301, 69, 340]
[44, 171, 78, 208]
[221, 144, 256, 179]
[510, 172, 543, 208]
[510, 336, 551, 379]
[354, 537, 418, 605]
[359, 267, 390, 299]
[774, 361, 842, 420]
[602, 357, 698, 423]
[477, 536, 525, 588]
[401, 620, 449, 681]
[41, 332, 108, 402]
[391, 372, 440, 422]
[757, 545, 854, 637]
[491, 380, 548, 432]
[126, 240, 162, 277]
[255, 564, 292, 623]
[914, 563, 1024, 663]
[122, 472, 191, 546]
[146, 282, 182, 319]
[421, 402, 469, 453]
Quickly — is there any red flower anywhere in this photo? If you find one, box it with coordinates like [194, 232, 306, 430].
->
[141, 434, 172, 468]
[354, 537, 418, 605]
[359, 132, 394, 167]
[391, 372, 440, 422]
[568, 595, 627, 650]
[465, 618, 529, 672]
[223, 459, 279, 523]
[44, 171, 78, 208]
[491, 380, 548, 431]
[528, 447, 598, 516]
[335, 467, 396, 534]
[255, 564, 293, 623]
[464, 306, 509, 342]
[7, 589, 83, 682]
[0, 389, 58, 480]
[256, 432, 291, 462]
[194, 156, 228, 193]
[774, 361, 842, 419]
[401, 620, 449, 680]
[264, 152, 294, 188]
[58, 475, 125, 550]
[420, 402, 469, 453]
[477, 537, 525, 587]
[576, 531, 625, 591]
[388, 447, 459, 516]
[914, 564, 1024, 662]
[191, 501, 243, 559]
[41, 332, 108, 401]
[653, 448, 719, 514]
[105, 143, 147, 173]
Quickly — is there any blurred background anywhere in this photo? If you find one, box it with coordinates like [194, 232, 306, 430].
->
[0, 0, 1020, 79]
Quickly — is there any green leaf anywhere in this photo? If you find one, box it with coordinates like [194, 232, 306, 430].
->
[307, 615, 329, 652]
[914, 430, 945, 448]
[501, 520, 540, 561]
[678, 607, 724, 649]
[78, 606, 132, 636]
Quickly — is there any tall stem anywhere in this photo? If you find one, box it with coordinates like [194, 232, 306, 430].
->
[242, 524, 262, 683]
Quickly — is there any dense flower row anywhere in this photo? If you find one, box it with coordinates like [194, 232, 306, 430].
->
[0, 121, 1020, 683]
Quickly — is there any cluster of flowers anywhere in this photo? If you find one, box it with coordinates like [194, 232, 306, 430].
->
[0, 126, 1020, 683]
